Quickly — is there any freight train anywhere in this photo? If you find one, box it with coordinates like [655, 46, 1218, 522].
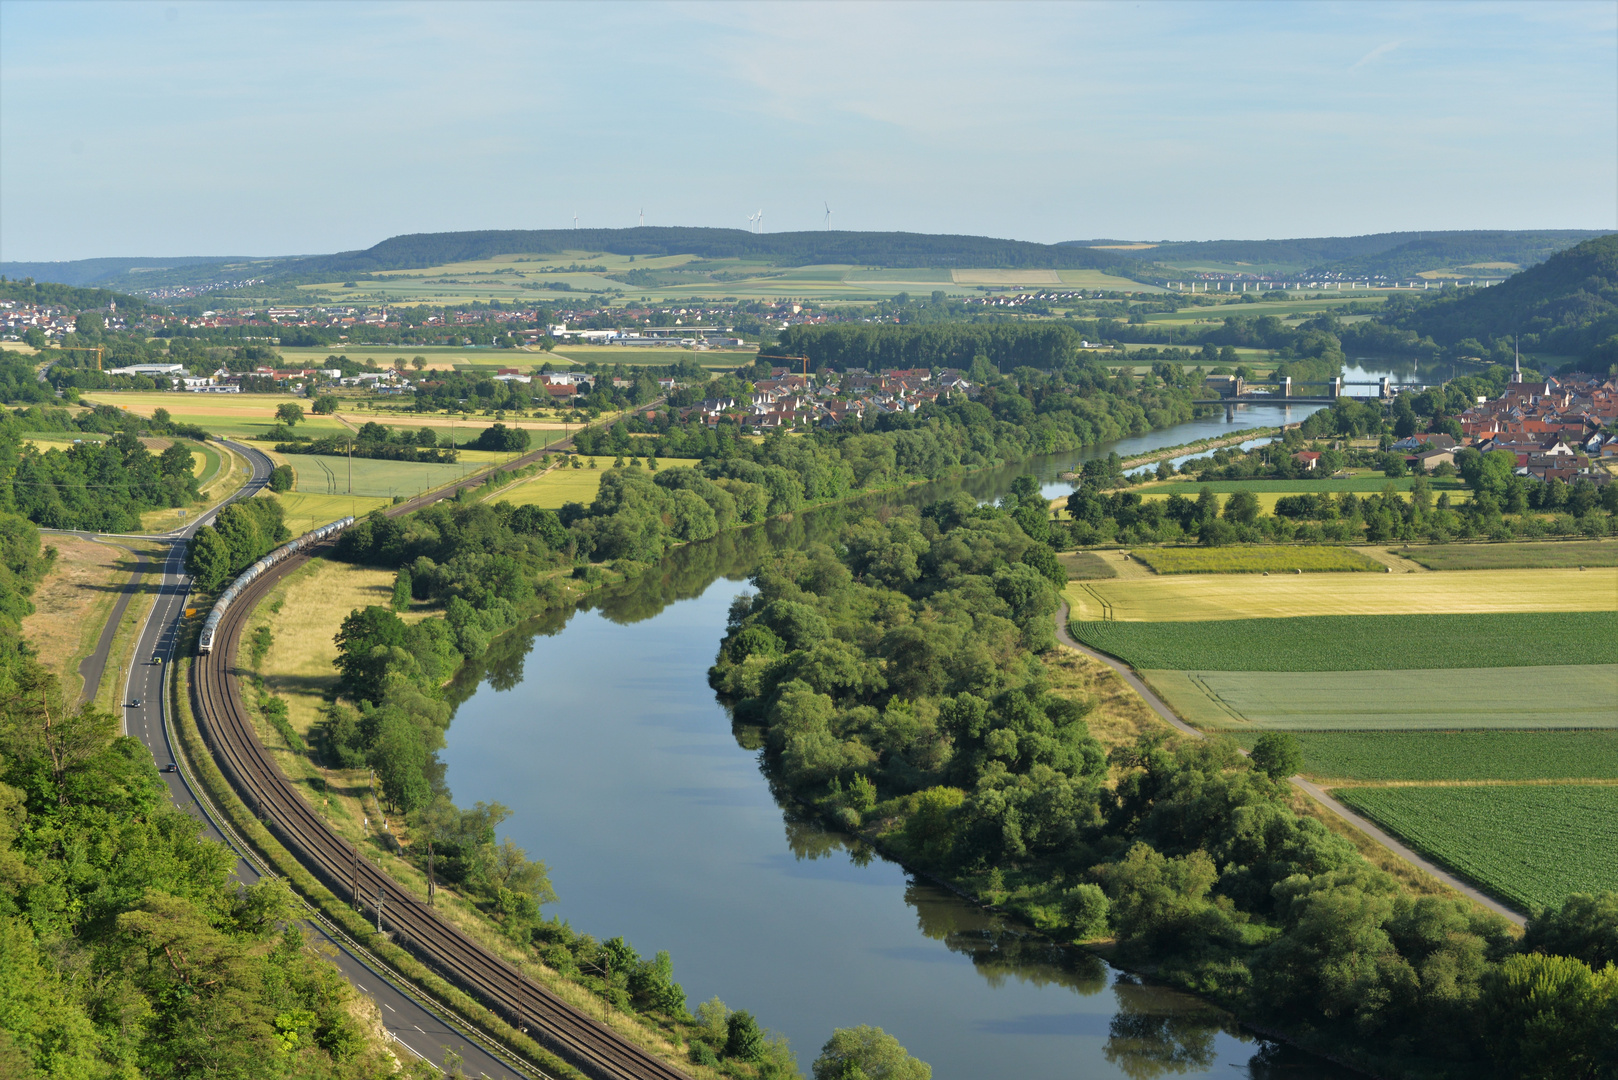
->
[197, 516, 354, 655]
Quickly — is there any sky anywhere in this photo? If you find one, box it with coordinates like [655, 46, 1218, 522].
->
[1, 0, 1614, 262]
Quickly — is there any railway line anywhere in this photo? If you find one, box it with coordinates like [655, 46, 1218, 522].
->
[190, 439, 694, 1080]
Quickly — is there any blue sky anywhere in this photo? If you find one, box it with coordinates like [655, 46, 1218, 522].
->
[1, 0, 1613, 261]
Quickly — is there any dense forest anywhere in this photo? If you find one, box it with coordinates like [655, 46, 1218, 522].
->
[1374, 233, 1618, 365]
[0, 397, 205, 532]
[0, 504, 403, 1079]
[706, 491, 1618, 1079]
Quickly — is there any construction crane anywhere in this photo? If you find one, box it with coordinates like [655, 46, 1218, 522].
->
[56, 344, 104, 370]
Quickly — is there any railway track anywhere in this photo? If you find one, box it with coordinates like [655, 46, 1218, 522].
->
[192, 440, 694, 1080]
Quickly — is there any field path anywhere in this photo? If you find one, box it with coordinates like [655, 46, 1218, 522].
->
[1054, 601, 1526, 926]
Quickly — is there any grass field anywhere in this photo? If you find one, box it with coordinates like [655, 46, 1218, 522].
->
[1064, 567, 1608, 622]
[1396, 541, 1618, 571]
[281, 453, 482, 499]
[1131, 545, 1382, 574]
[1058, 550, 1118, 580]
[1141, 665, 1618, 730]
[270, 492, 391, 535]
[1334, 785, 1618, 910]
[489, 459, 702, 509]
[80, 391, 355, 440]
[20, 536, 136, 703]
[1071, 610, 1617, 671]
[245, 556, 428, 738]
[1239, 731, 1618, 782]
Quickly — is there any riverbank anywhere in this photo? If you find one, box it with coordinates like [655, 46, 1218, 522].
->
[1059, 425, 1288, 480]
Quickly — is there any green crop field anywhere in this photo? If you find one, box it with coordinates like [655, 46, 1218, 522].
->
[1140, 665, 1617, 730]
[1335, 785, 1618, 910]
[490, 459, 702, 509]
[1131, 545, 1381, 575]
[1064, 567, 1605, 622]
[1396, 541, 1618, 571]
[1136, 477, 1469, 494]
[282, 453, 483, 499]
[1069, 611, 1618, 671]
[1234, 730, 1618, 782]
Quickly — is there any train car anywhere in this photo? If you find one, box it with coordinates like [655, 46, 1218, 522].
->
[197, 516, 354, 654]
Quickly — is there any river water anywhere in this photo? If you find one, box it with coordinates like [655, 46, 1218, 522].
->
[439, 404, 1362, 1079]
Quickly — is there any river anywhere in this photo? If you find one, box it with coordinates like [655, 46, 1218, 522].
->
[439, 404, 1362, 1079]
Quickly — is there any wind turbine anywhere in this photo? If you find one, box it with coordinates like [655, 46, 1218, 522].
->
[573, 211, 579, 230]
[825, 202, 832, 231]
[747, 211, 757, 232]
[757, 209, 764, 233]
[639, 208, 644, 228]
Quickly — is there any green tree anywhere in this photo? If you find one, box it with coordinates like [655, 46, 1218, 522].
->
[275, 402, 304, 426]
[268, 464, 294, 492]
[186, 527, 235, 590]
[812, 1026, 932, 1080]
[391, 568, 413, 612]
[310, 394, 340, 415]
[1249, 732, 1302, 781]
[1223, 489, 1260, 526]
[1480, 953, 1618, 1080]
[724, 1010, 766, 1061]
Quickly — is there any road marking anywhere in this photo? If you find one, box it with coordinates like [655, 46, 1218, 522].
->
[356, 983, 367, 992]
[414, 1025, 425, 1033]
[383, 1002, 395, 1012]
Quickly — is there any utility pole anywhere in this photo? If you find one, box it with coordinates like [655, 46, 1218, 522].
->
[347, 440, 353, 494]
[352, 840, 360, 910]
[376, 884, 385, 934]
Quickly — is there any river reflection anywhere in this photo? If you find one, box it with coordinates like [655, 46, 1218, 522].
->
[438, 418, 1358, 1079]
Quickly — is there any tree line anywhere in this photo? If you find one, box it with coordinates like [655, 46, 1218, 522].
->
[707, 487, 1618, 1078]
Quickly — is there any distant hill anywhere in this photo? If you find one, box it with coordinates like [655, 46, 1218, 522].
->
[1068, 230, 1605, 278]
[0, 255, 252, 287]
[281, 227, 1125, 277]
[0, 279, 155, 314]
[1380, 233, 1618, 363]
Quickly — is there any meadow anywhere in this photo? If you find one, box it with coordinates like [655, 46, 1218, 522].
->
[488, 458, 702, 509]
[1396, 540, 1618, 571]
[1064, 567, 1605, 622]
[1334, 785, 1618, 910]
[1069, 610, 1617, 671]
[1057, 550, 1118, 580]
[1139, 665, 1617, 730]
[80, 391, 354, 440]
[1240, 730, 1618, 782]
[1130, 545, 1381, 574]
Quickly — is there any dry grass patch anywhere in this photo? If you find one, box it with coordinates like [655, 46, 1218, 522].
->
[1043, 647, 1174, 755]
[20, 536, 131, 700]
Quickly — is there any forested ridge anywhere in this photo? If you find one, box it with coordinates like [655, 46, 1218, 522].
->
[706, 488, 1618, 1079]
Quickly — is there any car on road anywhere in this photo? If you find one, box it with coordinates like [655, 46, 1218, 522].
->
[152, 654, 162, 665]
[162, 763, 177, 773]
[127, 699, 140, 708]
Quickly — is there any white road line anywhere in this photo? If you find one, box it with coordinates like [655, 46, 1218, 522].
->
[383, 1002, 396, 1012]
[356, 983, 367, 992]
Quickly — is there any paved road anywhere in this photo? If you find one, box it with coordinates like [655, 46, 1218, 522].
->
[97, 439, 526, 1077]
[1054, 600, 1526, 927]
[75, 539, 150, 705]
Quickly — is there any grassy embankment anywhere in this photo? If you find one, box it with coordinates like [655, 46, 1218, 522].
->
[20, 535, 136, 704]
[1129, 545, 1381, 574]
[1068, 556, 1618, 912]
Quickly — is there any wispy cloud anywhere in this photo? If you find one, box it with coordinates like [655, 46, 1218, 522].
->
[1351, 39, 1402, 70]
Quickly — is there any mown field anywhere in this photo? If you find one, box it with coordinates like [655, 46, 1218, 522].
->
[1065, 567, 1605, 622]
[489, 459, 702, 509]
[271, 492, 391, 536]
[1069, 610, 1618, 671]
[1396, 540, 1618, 571]
[1131, 545, 1381, 574]
[1140, 665, 1617, 730]
[1236, 730, 1618, 782]
[1335, 785, 1618, 910]
[80, 391, 355, 440]
[1057, 550, 1118, 580]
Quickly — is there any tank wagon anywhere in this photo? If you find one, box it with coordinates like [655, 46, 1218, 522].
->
[197, 516, 354, 655]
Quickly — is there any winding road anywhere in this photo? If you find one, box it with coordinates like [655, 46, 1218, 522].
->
[1054, 600, 1527, 927]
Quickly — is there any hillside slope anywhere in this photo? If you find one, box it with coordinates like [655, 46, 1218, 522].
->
[1380, 233, 1618, 363]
